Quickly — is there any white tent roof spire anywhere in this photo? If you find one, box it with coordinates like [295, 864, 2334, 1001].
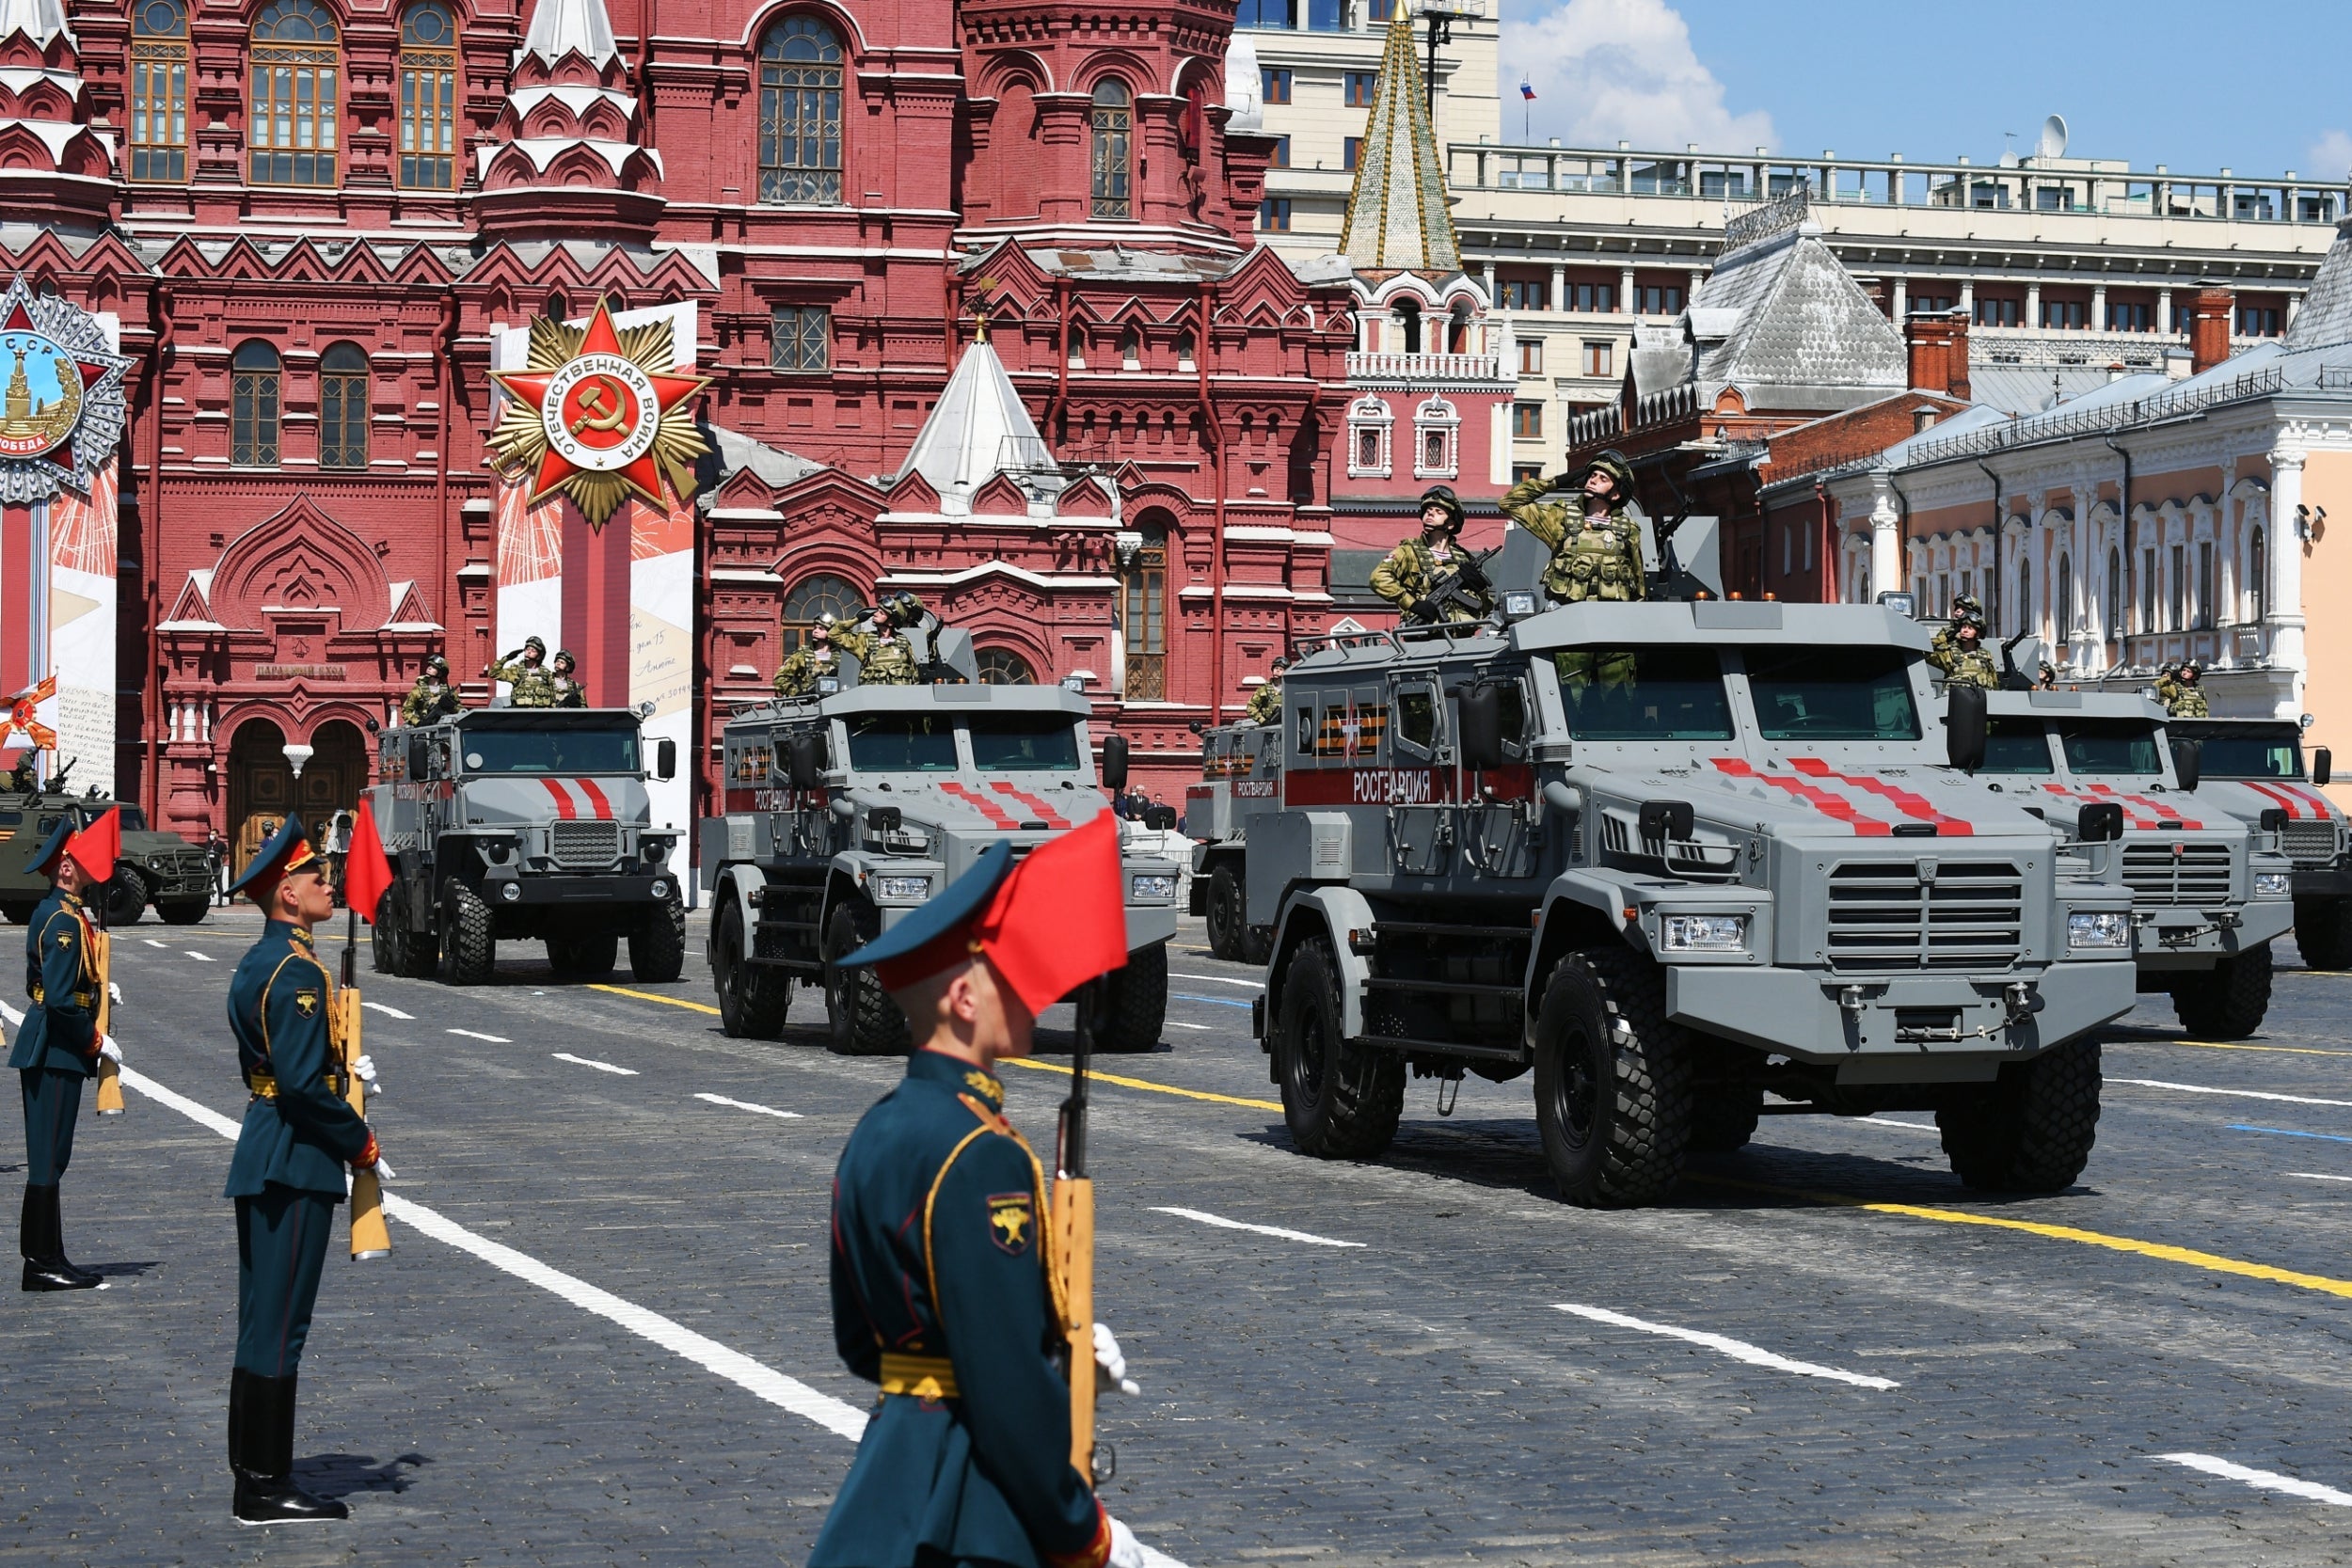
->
[898, 336, 1057, 500]
[520, 0, 616, 66]
[1337, 10, 1459, 272]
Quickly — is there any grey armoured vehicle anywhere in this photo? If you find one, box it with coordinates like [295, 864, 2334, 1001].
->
[698, 675, 1180, 1056]
[1249, 599, 2137, 1207]
[2162, 715, 2352, 970]
[1184, 719, 1281, 961]
[365, 707, 685, 985]
[0, 765, 212, 926]
[1979, 690, 2292, 1037]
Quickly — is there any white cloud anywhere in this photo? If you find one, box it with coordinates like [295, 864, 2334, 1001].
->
[2307, 130, 2352, 181]
[1500, 0, 1774, 153]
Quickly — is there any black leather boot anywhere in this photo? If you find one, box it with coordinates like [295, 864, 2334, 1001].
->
[20, 1185, 97, 1292]
[230, 1372, 346, 1525]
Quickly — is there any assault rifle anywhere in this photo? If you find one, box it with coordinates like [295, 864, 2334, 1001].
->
[1408, 545, 1502, 626]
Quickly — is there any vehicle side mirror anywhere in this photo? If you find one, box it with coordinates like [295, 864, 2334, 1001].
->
[869, 805, 903, 835]
[655, 737, 676, 782]
[1945, 684, 1988, 774]
[2316, 746, 2333, 788]
[2076, 801, 2125, 843]
[787, 732, 827, 791]
[1100, 733, 1130, 793]
[1457, 682, 1505, 772]
[2169, 738, 2201, 794]
[2260, 807, 2289, 833]
[1638, 800, 1695, 841]
[406, 735, 430, 780]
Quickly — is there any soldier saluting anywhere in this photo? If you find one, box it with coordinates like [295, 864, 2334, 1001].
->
[1371, 485, 1492, 624]
[1926, 595, 1999, 689]
[11, 816, 116, 1292]
[1502, 450, 1647, 607]
[1246, 656, 1289, 724]
[400, 654, 460, 726]
[2156, 658, 2209, 717]
[811, 821, 1147, 1568]
[485, 635, 562, 708]
[222, 818, 385, 1526]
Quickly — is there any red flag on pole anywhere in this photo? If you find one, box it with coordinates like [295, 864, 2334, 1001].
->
[67, 806, 119, 885]
[343, 797, 393, 926]
[973, 812, 1130, 1017]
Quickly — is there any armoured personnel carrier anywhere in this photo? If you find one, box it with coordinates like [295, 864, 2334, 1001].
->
[0, 766, 212, 926]
[699, 679, 1180, 1055]
[1978, 690, 2292, 1037]
[366, 707, 686, 985]
[1185, 719, 1281, 961]
[2162, 715, 2352, 970]
[1250, 600, 2137, 1207]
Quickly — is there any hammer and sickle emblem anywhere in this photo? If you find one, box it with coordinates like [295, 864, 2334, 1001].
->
[568, 375, 630, 436]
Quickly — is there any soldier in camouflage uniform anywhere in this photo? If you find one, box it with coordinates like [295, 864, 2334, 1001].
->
[486, 636, 563, 708]
[773, 616, 842, 700]
[2156, 659, 2210, 717]
[1502, 451, 1647, 689]
[1246, 657, 1289, 724]
[400, 655, 460, 726]
[1369, 486, 1492, 624]
[1925, 598, 1999, 689]
[549, 649, 588, 709]
[853, 612, 920, 687]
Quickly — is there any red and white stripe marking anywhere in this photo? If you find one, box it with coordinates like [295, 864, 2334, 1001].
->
[539, 778, 617, 820]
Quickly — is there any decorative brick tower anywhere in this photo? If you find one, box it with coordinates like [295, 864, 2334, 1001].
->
[474, 0, 662, 244]
[0, 0, 114, 230]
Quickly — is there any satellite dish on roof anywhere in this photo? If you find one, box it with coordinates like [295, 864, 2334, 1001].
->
[2036, 114, 2069, 161]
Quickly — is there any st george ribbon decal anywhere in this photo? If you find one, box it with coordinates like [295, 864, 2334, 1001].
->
[0, 275, 132, 505]
[486, 296, 712, 529]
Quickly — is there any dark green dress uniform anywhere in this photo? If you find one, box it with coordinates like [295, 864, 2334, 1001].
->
[812, 1048, 1113, 1568]
[11, 817, 103, 1291]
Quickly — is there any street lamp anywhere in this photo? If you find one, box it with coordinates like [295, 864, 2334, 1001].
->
[281, 742, 314, 780]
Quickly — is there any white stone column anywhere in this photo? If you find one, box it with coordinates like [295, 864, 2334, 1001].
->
[1549, 262, 1565, 313]
[1960, 280, 1975, 321]
[1891, 277, 1908, 320]
[1870, 482, 1903, 599]
[1619, 264, 1636, 314]
[2268, 446, 2309, 718]
[2092, 283, 2108, 331]
[1482, 260, 1499, 301]
[2157, 286, 2174, 334]
[2026, 282, 2042, 329]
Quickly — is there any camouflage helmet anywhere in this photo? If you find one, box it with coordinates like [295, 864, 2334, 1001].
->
[522, 635, 547, 657]
[886, 591, 927, 627]
[552, 648, 576, 672]
[1573, 449, 1637, 504]
[423, 654, 450, 678]
[1270, 656, 1291, 673]
[2177, 658, 2201, 682]
[1418, 484, 1466, 532]
[1952, 594, 1985, 623]
[810, 615, 834, 640]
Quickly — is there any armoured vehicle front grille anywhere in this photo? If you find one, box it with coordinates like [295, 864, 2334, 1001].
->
[550, 820, 622, 868]
[2279, 819, 2342, 864]
[1824, 860, 2026, 973]
[2121, 842, 2233, 906]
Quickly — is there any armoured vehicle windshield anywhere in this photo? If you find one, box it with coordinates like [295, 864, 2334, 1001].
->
[2189, 726, 2307, 780]
[458, 726, 640, 775]
[965, 714, 1084, 771]
[842, 712, 1086, 773]
[2057, 720, 2162, 776]
[1744, 647, 1922, 741]
[1557, 647, 1731, 739]
[1979, 719, 2058, 775]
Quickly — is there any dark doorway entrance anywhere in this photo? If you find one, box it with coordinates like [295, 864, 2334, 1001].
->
[228, 718, 292, 876]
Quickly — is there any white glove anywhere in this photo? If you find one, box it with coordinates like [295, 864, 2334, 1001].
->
[368, 1155, 395, 1181]
[1092, 1322, 1140, 1397]
[1106, 1516, 1147, 1568]
[98, 1035, 120, 1064]
[107, 980, 123, 1007]
[350, 1053, 377, 1085]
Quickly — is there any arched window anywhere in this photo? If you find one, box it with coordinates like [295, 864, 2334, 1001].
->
[231, 341, 281, 467]
[250, 0, 342, 187]
[1346, 395, 1392, 478]
[1413, 394, 1458, 479]
[319, 341, 369, 470]
[2249, 526, 2267, 622]
[1120, 525, 1167, 700]
[397, 1, 457, 191]
[782, 573, 860, 656]
[2056, 554, 2072, 641]
[1090, 80, 1132, 220]
[2107, 546, 2122, 638]
[976, 647, 1035, 686]
[1392, 297, 1422, 354]
[130, 0, 190, 183]
[758, 16, 844, 204]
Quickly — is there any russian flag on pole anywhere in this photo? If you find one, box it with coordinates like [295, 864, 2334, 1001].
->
[1520, 80, 1536, 100]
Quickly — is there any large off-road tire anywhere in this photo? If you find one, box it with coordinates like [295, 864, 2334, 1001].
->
[372, 896, 397, 974]
[822, 898, 908, 1056]
[1092, 942, 1168, 1053]
[1937, 1037, 2102, 1193]
[440, 879, 496, 986]
[101, 867, 148, 927]
[1687, 1085, 1763, 1154]
[2172, 941, 2274, 1039]
[1532, 947, 1693, 1208]
[397, 890, 439, 979]
[2296, 896, 2352, 971]
[1273, 934, 1404, 1160]
[155, 900, 209, 927]
[1204, 866, 1246, 962]
[547, 932, 618, 982]
[713, 896, 791, 1040]
[628, 891, 687, 983]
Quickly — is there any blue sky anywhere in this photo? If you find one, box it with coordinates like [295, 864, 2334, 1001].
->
[1502, 0, 2352, 179]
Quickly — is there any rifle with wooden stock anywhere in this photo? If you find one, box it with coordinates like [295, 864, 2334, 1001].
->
[336, 904, 389, 1260]
[1055, 975, 1104, 1480]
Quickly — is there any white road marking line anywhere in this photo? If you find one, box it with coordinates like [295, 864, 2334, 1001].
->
[694, 1092, 803, 1119]
[143, 939, 168, 949]
[1169, 972, 1263, 989]
[363, 1001, 416, 1021]
[552, 1052, 637, 1075]
[1853, 1117, 1937, 1133]
[1165, 1021, 1214, 1031]
[114, 1062, 1194, 1566]
[447, 1028, 511, 1043]
[2113, 1077, 2352, 1111]
[2157, 1451, 2352, 1507]
[2286, 1172, 2352, 1184]
[1554, 1304, 1899, 1390]
[183, 949, 216, 962]
[1150, 1206, 1364, 1248]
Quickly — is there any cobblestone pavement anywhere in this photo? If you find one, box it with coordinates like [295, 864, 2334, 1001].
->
[10, 909, 2352, 1564]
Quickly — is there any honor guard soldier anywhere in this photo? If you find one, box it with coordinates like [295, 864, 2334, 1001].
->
[774, 615, 841, 700]
[11, 817, 113, 1291]
[400, 655, 460, 726]
[811, 829, 1147, 1568]
[223, 818, 385, 1526]
[1370, 485, 1492, 623]
[486, 636, 562, 707]
[1246, 657, 1289, 724]
[2157, 659, 2209, 717]
[1926, 597, 1999, 690]
[1502, 450, 1647, 608]
[549, 648, 588, 708]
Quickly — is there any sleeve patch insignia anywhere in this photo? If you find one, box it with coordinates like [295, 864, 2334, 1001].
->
[55, 930, 72, 949]
[987, 1192, 1033, 1255]
[294, 990, 319, 1018]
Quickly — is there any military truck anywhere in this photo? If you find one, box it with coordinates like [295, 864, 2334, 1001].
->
[1250, 600, 2138, 1208]
[1977, 691, 2292, 1037]
[698, 680, 1180, 1055]
[1185, 719, 1282, 961]
[0, 768, 213, 926]
[2164, 715, 2352, 970]
[365, 707, 686, 985]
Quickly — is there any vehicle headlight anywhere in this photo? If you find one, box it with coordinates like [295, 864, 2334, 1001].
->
[499, 880, 522, 903]
[1661, 913, 1747, 952]
[2255, 871, 2292, 897]
[649, 879, 671, 900]
[873, 875, 931, 902]
[2068, 911, 2130, 948]
[1130, 874, 1179, 903]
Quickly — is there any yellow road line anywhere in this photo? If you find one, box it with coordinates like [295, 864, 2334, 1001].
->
[1690, 1173, 2352, 1301]
[2129, 1037, 2352, 1059]
[1001, 1056, 1284, 1113]
[590, 983, 722, 1015]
